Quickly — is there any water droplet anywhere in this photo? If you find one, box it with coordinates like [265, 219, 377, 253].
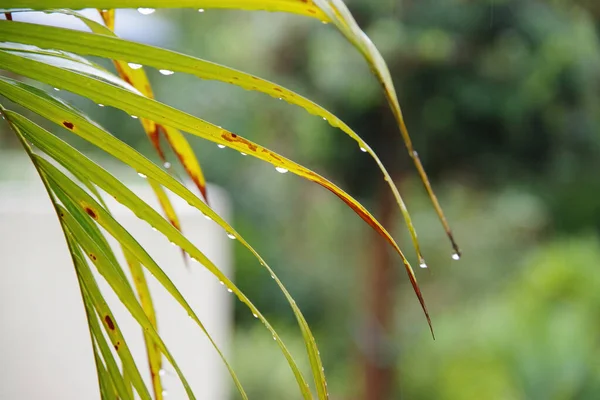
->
[452, 252, 461, 261]
[272, 335, 277, 340]
[275, 167, 288, 174]
[322, 117, 326, 120]
[219, 281, 224, 285]
[198, 8, 205, 12]
[412, 150, 419, 158]
[360, 147, 367, 152]
[419, 262, 428, 269]
[227, 288, 233, 293]
[204, 214, 212, 221]
[217, 144, 226, 149]
[162, 390, 168, 397]
[227, 233, 236, 240]
[137, 172, 147, 178]
[322, 21, 328, 24]
[159, 69, 174, 76]
[240, 152, 247, 156]
[53, 87, 60, 91]
[128, 62, 142, 70]
[131, 115, 138, 119]
[170, 242, 177, 247]
[97, 104, 105, 107]
[152, 227, 158, 232]
[158, 369, 166, 377]
[270, 274, 275, 279]
[278, 97, 282, 100]
[137, 7, 155, 15]
[252, 313, 258, 318]
[163, 162, 171, 168]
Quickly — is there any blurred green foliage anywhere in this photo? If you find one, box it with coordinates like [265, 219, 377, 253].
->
[2, 0, 600, 398]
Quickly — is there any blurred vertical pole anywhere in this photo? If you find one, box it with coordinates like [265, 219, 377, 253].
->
[362, 184, 397, 400]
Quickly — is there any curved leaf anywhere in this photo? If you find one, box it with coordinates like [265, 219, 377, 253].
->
[0, 19, 425, 265]
[0, 52, 431, 334]
[7, 107, 311, 399]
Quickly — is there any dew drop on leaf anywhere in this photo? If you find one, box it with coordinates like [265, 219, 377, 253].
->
[452, 252, 461, 261]
[252, 313, 258, 318]
[219, 281, 225, 285]
[419, 262, 428, 269]
[131, 115, 138, 119]
[159, 69, 175, 76]
[158, 369, 166, 377]
[275, 167, 288, 174]
[152, 227, 158, 232]
[198, 8, 205, 12]
[97, 104, 105, 107]
[227, 288, 233, 293]
[360, 147, 367, 152]
[137, 172, 147, 178]
[227, 233, 236, 240]
[240, 152, 247, 156]
[204, 214, 212, 221]
[53, 87, 60, 91]
[128, 62, 142, 70]
[137, 8, 155, 15]
[217, 144, 226, 149]
[163, 162, 171, 168]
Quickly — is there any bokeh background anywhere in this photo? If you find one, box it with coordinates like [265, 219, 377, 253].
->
[2, 0, 600, 398]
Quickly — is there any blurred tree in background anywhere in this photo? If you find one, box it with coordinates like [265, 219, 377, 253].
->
[1, 1, 599, 398]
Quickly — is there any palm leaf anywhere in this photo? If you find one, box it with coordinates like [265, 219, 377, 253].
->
[0, 2, 459, 398]
[0, 19, 425, 265]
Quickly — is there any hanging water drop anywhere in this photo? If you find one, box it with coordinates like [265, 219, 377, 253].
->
[137, 7, 155, 15]
[163, 162, 171, 168]
[227, 233, 236, 240]
[198, 8, 205, 12]
[240, 152, 247, 156]
[219, 281, 225, 285]
[419, 262, 428, 269]
[322, 117, 327, 120]
[252, 313, 258, 318]
[128, 62, 142, 70]
[360, 147, 367, 152]
[170, 242, 177, 247]
[159, 69, 175, 76]
[204, 214, 212, 221]
[275, 167, 288, 174]
[272, 335, 277, 340]
[161, 390, 168, 397]
[158, 369, 166, 377]
[137, 172, 147, 178]
[227, 288, 233, 293]
[217, 144, 226, 149]
[451, 252, 461, 261]
[53, 88, 60, 91]
[131, 115, 138, 119]
[98, 104, 105, 107]
[152, 227, 158, 232]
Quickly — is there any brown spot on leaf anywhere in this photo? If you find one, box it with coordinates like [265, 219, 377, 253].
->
[221, 131, 257, 152]
[114, 341, 121, 351]
[84, 207, 97, 219]
[62, 121, 74, 130]
[6, 12, 13, 20]
[104, 315, 115, 330]
[273, 87, 283, 92]
[89, 253, 97, 261]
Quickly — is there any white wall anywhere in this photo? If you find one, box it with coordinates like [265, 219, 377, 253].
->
[0, 169, 234, 399]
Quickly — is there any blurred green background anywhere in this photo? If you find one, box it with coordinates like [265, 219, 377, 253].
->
[2, 0, 600, 398]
